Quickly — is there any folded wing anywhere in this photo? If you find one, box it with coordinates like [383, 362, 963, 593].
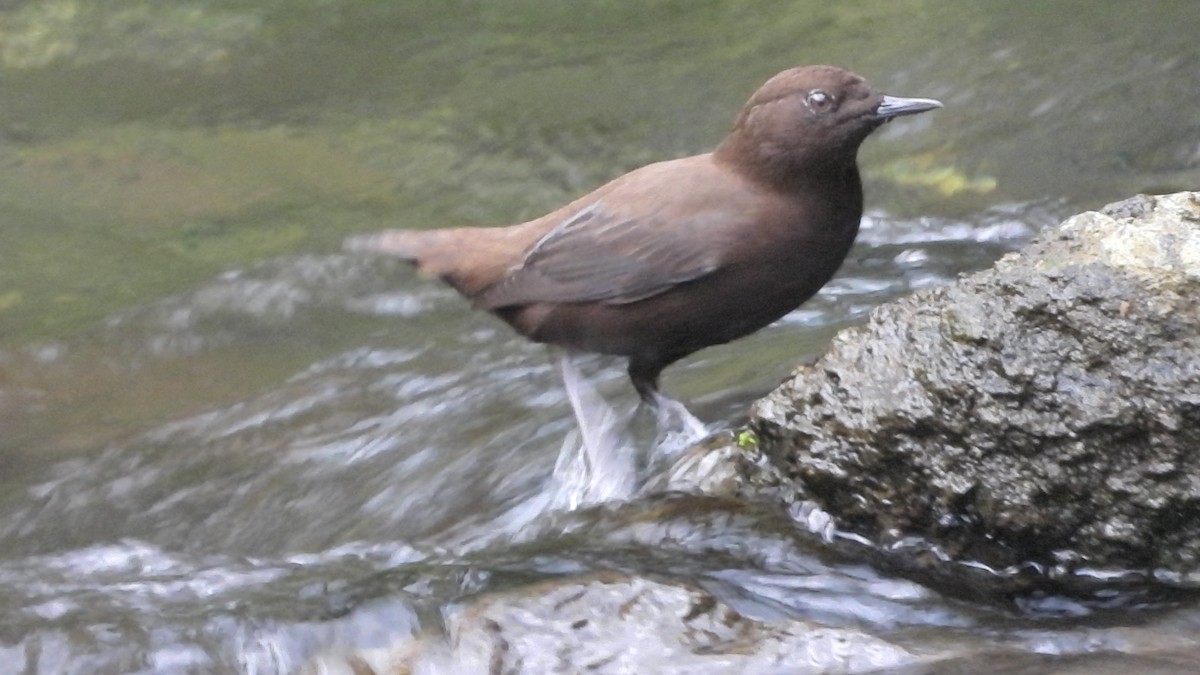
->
[475, 201, 724, 308]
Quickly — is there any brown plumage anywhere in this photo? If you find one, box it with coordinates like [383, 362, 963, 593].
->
[346, 65, 941, 410]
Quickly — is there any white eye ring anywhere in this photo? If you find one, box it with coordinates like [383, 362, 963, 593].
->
[806, 90, 833, 111]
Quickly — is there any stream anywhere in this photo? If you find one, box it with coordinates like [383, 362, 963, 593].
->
[1, 2, 1199, 672]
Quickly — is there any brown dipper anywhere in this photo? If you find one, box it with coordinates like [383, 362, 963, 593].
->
[346, 65, 941, 421]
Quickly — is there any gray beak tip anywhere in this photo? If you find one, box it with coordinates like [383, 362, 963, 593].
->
[876, 95, 944, 119]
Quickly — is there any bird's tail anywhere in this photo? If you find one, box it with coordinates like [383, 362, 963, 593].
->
[343, 229, 440, 262]
[343, 227, 521, 297]
[344, 229, 465, 288]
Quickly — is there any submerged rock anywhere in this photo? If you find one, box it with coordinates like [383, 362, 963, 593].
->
[749, 192, 1200, 578]
[304, 572, 934, 674]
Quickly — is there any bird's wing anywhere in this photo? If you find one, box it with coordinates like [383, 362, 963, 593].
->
[474, 201, 725, 309]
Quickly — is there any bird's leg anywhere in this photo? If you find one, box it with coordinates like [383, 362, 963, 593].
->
[628, 357, 709, 441]
[650, 391, 709, 441]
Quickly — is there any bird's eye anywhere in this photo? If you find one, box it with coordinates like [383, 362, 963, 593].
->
[805, 89, 833, 112]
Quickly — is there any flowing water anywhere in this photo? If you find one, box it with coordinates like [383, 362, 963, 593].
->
[1, 2, 1199, 672]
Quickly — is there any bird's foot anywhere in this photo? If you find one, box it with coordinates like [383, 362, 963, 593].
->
[650, 392, 710, 444]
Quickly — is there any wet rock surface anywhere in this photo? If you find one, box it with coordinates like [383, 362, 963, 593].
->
[304, 572, 935, 674]
[750, 192, 1200, 578]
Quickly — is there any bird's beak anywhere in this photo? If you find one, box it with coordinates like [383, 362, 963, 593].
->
[874, 95, 943, 120]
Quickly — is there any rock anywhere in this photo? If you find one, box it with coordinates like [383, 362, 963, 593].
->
[304, 572, 935, 674]
[749, 192, 1200, 577]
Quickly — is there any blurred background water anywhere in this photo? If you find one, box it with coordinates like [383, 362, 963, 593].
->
[0, 1, 1198, 672]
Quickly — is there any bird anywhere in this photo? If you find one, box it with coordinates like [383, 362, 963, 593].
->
[345, 65, 941, 439]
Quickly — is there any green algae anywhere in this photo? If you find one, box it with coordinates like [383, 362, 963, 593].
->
[0, 0, 262, 71]
[0, 125, 402, 342]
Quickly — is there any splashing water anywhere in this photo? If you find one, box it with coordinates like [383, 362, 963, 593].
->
[548, 353, 640, 510]
[548, 352, 714, 511]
